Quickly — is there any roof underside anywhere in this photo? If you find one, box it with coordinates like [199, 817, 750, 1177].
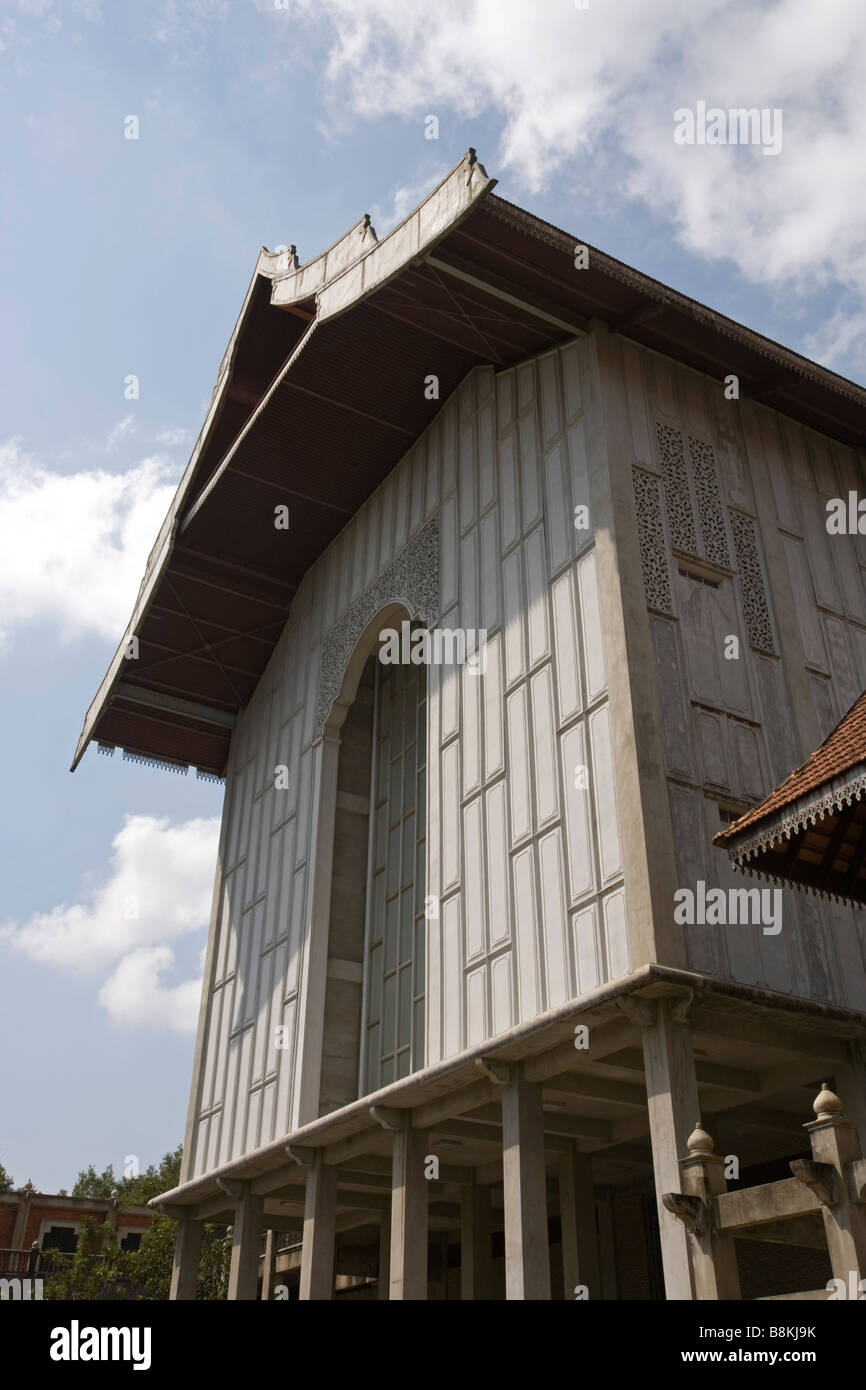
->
[716, 692, 866, 905]
[74, 152, 866, 776]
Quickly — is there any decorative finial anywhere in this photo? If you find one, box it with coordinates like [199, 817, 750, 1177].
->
[468, 147, 477, 165]
[687, 1120, 714, 1155]
[110, 1188, 119, 1201]
[813, 1083, 844, 1119]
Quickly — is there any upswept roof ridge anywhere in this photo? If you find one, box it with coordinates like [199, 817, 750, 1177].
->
[72, 150, 866, 778]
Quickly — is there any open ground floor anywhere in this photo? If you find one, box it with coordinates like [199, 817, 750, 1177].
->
[157, 964, 866, 1301]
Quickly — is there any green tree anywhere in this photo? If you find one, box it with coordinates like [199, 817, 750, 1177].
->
[51, 1146, 229, 1300]
[119, 1146, 182, 1207]
[131, 1215, 229, 1300]
[0, 1161, 13, 1194]
[42, 1218, 128, 1301]
[71, 1164, 117, 1198]
[70, 1146, 182, 1206]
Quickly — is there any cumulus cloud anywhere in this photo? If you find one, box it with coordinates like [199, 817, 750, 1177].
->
[99, 945, 206, 1034]
[262, 0, 866, 373]
[0, 438, 178, 650]
[1, 815, 219, 1033]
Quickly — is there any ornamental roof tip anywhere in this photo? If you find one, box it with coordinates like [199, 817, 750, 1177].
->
[71, 147, 866, 782]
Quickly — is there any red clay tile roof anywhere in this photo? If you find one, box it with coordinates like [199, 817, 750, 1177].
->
[715, 689, 866, 847]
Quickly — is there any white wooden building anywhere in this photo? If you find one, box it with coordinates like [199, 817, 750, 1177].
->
[75, 152, 866, 1300]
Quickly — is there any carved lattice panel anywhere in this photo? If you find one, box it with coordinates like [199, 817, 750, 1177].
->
[633, 467, 673, 615]
[656, 422, 698, 555]
[729, 510, 775, 653]
[688, 436, 731, 568]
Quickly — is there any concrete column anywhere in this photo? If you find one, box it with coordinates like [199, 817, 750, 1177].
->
[378, 1207, 391, 1300]
[11, 1188, 33, 1249]
[261, 1229, 277, 1301]
[833, 1043, 866, 1151]
[633, 996, 699, 1299]
[169, 1212, 203, 1301]
[677, 1122, 741, 1300]
[596, 1187, 618, 1299]
[500, 1068, 551, 1300]
[801, 1084, 866, 1287]
[558, 1143, 599, 1299]
[389, 1114, 428, 1300]
[461, 1174, 492, 1300]
[227, 1185, 265, 1301]
[299, 1152, 337, 1301]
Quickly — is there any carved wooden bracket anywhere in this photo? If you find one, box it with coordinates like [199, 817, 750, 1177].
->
[285, 1144, 316, 1167]
[475, 1057, 512, 1085]
[662, 1191, 707, 1234]
[369, 1105, 405, 1131]
[847, 1157, 866, 1204]
[790, 1159, 838, 1206]
[669, 988, 696, 1023]
[616, 996, 657, 1029]
[216, 1178, 245, 1200]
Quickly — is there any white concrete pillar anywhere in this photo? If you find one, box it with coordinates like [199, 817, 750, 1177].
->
[169, 1213, 203, 1301]
[389, 1114, 428, 1300]
[558, 1143, 599, 1299]
[634, 997, 699, 1299]
[227, 1186, 265, 1301]
[378, 1207, 391, 1300]
[299, 1152, 337, 1301]
[261, 1229, 277, 1301]
[500, 1068, 551, 1300]
[461, 1174, 492, 1300]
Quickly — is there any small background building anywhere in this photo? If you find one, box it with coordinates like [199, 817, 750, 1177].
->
[0, 1184, 153, 1276]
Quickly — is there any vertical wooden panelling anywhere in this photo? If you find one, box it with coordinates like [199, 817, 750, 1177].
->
[188, 340, 634, 1179]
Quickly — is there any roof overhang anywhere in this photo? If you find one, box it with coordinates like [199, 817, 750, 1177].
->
[717, 763, 866, 906]
[74, 150, 866, 777]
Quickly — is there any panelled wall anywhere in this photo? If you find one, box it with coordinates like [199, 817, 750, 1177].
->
[619, 335, 866, 1011]
[184, 340, 630, 1181]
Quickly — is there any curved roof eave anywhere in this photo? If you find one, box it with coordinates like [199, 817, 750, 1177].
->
[70, 150, 495, 772]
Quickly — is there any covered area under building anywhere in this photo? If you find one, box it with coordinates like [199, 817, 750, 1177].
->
[154, 966, 866, 1300]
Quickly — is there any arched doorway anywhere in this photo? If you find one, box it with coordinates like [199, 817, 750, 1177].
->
[316, 613, 428, 1115]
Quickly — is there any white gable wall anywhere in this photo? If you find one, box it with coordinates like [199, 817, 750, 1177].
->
[181, 338, 632, 1182]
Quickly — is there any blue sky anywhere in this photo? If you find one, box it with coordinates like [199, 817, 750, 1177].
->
[2, 0, 864, 1193]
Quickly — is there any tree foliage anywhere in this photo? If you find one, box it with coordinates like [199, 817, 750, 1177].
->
[0, 1161, 13, 1194]
[46, 1146, 229, 1301]
[71, 1146, 182, 1205]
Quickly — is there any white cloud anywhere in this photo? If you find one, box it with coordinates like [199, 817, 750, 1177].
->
[0, 438, 178, 650]
[2, 815, 219, 1034]
[2, 814, 219, 971]
[105, 414, 138, 450]
[99, 946, 204, 1034]
[263, 0, 866, 374]
[154, 426, 193, 448]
